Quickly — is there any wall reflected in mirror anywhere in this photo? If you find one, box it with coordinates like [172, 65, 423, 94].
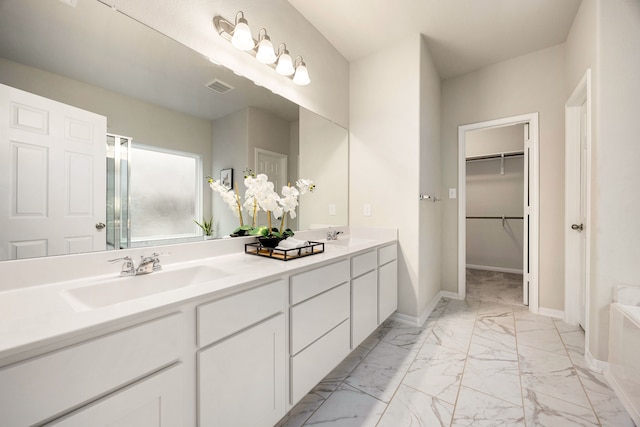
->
[0, 0, 348, 261]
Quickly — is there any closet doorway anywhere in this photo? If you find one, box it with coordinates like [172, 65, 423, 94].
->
[458, 113, 539, 312]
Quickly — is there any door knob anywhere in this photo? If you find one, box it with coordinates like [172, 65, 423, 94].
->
[571, 223, 584, 231]
[95, 222, 106, 230]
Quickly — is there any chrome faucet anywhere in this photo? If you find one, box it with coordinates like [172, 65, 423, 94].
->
[108, 253, 164, 276]
[108, 256, 136, 276]
[326, 230, 343, 240]
[137, 253, 163, 274]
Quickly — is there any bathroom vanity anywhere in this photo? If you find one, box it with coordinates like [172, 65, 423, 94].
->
[0, 227, 397, 426]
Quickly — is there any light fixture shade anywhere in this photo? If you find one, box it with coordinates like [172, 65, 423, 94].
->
[256, 38, 276, 64]
[276, 52, 295, 76]
[293, 63, 310, 85]
[231, 20, 254, 50]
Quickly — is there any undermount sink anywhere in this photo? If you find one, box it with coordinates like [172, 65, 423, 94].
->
[62, 265, 230, 311]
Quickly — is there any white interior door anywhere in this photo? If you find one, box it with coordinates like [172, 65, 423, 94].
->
[576, 101, 588, 327]
[523, 124, 531, 306]
[0, 84, 107, 260]
[564, 69, 591, 330]
[255, 148, 288, 229]
[255, 148, 288, 191]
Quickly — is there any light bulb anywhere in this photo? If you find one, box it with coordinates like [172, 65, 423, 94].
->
[293, 62, 310, 85]
[231, 15, 254, 50]
[276, 52, 294, 76]
[256, 37, 276, 64]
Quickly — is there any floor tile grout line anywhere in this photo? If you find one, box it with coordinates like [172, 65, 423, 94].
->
[448, 300, 482, 426]
[371, 297, 457, 426]
[512, 301, 530, 427]
[295, 327, 381, 427]
[556, 322, 603, 426]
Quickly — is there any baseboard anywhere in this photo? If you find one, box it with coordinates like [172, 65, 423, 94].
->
[391, 312, 421, 327]
[466, 264, 523, 275]
[538, 307, 564, 319]
[391, 290, 460, 327]
[586, 349, 608, 373]
[441, 291, 461, 300]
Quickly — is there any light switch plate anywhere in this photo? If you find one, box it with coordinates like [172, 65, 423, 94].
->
[449, 188, 457, 199]
[329, 204, 336, 216]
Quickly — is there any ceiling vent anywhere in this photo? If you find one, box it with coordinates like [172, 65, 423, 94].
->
[206, 79, 234, 94]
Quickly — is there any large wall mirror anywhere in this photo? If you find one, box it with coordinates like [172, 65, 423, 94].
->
[0, 0, 348, 261]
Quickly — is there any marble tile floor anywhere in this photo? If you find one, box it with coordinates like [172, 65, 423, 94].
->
[466, 268, 525, 306]
[276, 297, 635, 427]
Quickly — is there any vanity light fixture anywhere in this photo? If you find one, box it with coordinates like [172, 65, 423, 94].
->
[213, 11, 310, 85]
[256, 28, 277, 64]
[275, 44, 295, 76]
[230, 11, 254, 51]
[292, 56, 310, 86]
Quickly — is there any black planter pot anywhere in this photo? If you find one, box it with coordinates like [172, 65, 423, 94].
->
[258, 236, 283, 248]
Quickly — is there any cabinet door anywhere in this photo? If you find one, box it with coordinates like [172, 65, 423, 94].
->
[47, 364, 183, 427]
[198, 314, 286, 427]
[378, 260, 398, 323]
[352, 270, 378, 347]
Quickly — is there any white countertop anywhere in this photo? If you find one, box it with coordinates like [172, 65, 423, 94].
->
[0, 228, 396, 362]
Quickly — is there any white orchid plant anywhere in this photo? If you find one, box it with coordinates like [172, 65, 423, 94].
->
[207, 169, 315, 239]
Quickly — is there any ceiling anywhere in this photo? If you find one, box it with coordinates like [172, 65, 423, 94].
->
[288, 0, 582, 79]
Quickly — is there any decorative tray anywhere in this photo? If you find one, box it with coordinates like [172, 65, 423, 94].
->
[244, 241, 325, 261]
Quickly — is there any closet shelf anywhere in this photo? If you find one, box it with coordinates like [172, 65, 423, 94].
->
[466, 216, 524, 219]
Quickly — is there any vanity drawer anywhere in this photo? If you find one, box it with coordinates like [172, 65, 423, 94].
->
[290, 319, 350, 404]
[197, 279, 286, 347]
[378, 243, 398, 266]
[0, 312, 184, 427]
[351, 250, 377, 278]
[290, 282, 350, 355]
[290, 260, 349, 304]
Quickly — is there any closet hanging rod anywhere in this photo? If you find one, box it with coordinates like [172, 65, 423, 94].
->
[466, 216, 524, 219]
[465, 151, 524, 162]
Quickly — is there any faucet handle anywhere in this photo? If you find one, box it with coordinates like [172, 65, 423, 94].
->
[149, 252, 169, 271]
[108, 256, 136, 276]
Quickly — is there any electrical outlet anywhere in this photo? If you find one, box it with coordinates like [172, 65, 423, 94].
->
[363, 204, 372, 216]
[329, 204, 336, 216]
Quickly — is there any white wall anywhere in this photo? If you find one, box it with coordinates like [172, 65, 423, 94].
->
[418, 36, 443, 316]
[350, 35, 421, 317]
[441, 45, 566, 311]
[107, 0, 349, 128]
[211, 109, 249, 236]
[589, 0, 640, 361]
[351, 35, 441, 320]
[298, 108, 349, 229]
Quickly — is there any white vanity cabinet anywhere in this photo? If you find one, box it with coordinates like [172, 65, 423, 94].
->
[289, 260, 351, 404]
[378, 243, 398, 323]
[197, 279, 287, 427]
[47, 364, 184, 427]
[351, 250, 379, 347]
[0, 313, 185, 427]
